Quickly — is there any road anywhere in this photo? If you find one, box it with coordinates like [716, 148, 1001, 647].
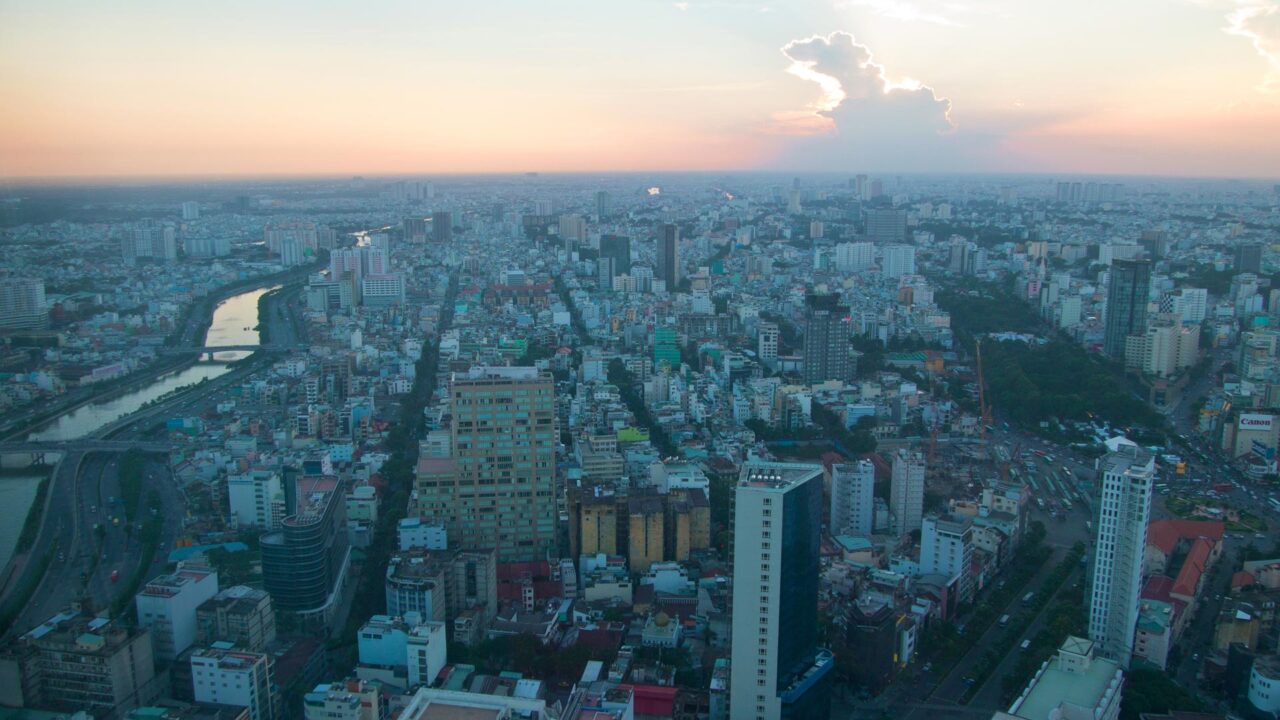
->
[0, 284, 305, 636]
[0, 451, 84, 622]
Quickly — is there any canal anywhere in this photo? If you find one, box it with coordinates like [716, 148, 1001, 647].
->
[0, 285, 273, 569]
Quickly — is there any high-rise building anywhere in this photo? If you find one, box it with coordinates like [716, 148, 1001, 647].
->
[654, 327, 681, 369]
[757, 321, 779, 363]
[574, 490, 619, 557]
[190, 646, 275, 720]
[1103, 259, 1152, 358]
[595, 189, 611, 220]
[1123, 318, 1199, 378]
[889, 449, 925, 536]
[730, 461, 833, 720]
[1235, 243, 1264, 275]
[658, 223, 681, 290]
[228, 470, 286, 530]
[431, 211, 452, 243]
[830, 460, 875, 538]
[361, 274, 406, 307]
[418, 367, 557, 562]
[260, 476, 351, 629]
[1159, 287, 1208, 324]
[599, 234, 631, 281]
[181, 201, 200, 221]
[403, 216, 428, 242]
[919, 514, 974, 603]
[802, 294, 851, 385]
[0, 611, 160, 715]
[865, 207, 906, 243]
[135, 567, 220, 662]
[196, 585, 277, 652]
[0, 277, 48, 330]
[1138, 229, 1167, 260]
[833, 242, 874, 272]
[123, 224, 177, 264]
[1088, 444, 1154, 668]
[628, 495, 665, 573]
[881, 244, 916, 279]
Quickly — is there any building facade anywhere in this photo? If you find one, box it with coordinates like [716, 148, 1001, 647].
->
[802, 294, 851, 386]
[830, 460, 875, 538]
[1088, 445, 1154, 667]
[135, 568, 219, 662]
[1103, 259, 1152, 358]
[889, 450, 925, 537]
[420, 367, 557, 562]
[730, 461, 833, 720]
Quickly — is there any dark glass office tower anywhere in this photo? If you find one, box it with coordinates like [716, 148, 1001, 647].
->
[802, 293, 851, 385]
[1103, 259, 1151, 358]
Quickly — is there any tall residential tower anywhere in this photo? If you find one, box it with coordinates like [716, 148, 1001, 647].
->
[730, 461, 833, 720]
[1088, 444, 1154, 668]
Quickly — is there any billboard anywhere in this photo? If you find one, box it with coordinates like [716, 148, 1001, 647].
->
[1239, 414, 1274, 432]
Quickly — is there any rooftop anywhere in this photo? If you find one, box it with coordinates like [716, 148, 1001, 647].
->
[1008, 637, 1122, 720]
[738, 460, 822, 490]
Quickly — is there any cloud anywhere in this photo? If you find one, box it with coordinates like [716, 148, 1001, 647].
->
[765, 32, 967, 169]
[1221, 0, 1280, 91]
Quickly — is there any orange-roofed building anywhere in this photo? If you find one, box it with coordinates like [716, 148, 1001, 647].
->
[1144, 519, 1224, 576]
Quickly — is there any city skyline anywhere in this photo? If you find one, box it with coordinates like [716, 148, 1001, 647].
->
[2, 0, 1280, 179]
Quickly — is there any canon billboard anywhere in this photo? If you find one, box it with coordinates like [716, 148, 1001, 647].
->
[1238, 413, 1275, 432]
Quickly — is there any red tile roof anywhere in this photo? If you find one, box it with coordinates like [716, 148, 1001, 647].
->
[1146, 519, 1224, 556]
[1172, 537, 1214, 599]
[621, 684, 678, 717]
[1232, 571, 1257, 590]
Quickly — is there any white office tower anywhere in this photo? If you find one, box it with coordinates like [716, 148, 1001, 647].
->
[830, 460, 875, 538]
[182, 201, 200, 221]
[227, 470, 286, 530]
[730, 461, 833, 720]
[834, 242, 874, 272]
[889, 449, 925, 536]
[919, 514, 974, 603]
[1088, 445, 1154, 668]
[757, 322, 779, 363]
[135, 568, 220, 662]
[881, 245, 916, 279]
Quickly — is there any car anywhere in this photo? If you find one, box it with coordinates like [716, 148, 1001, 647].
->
[922, 662, 932, 672]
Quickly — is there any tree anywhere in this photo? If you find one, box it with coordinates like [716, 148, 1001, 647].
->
[1119, 669, 1204, 720]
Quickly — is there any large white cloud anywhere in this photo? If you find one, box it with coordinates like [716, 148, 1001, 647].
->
[1222, 0, 1280, 92]
[768, 31, 975, 171]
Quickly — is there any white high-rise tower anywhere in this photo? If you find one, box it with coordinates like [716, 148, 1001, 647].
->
[1088, 444, 1153, 668]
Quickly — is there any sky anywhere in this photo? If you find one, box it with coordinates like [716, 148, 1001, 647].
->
[1, 0, 1278, 179]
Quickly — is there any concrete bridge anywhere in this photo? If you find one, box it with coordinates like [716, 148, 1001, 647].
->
[155, 344, 289, 356]
[0, 440, 177, 454]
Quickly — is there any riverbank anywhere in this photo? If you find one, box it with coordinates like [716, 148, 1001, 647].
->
[1, 260, 321, 443]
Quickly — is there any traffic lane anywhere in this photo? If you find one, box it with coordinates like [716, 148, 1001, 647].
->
[967, 566, 1083, 711]
[902, 546, 1063, 719]
[10, 454, 99, 634]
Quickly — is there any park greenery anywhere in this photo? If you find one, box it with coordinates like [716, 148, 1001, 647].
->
[981, 340, 1165, 431]
[1119, 669, 1204, 720]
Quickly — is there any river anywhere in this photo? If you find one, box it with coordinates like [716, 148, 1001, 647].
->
[0, 285, 274, 569]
